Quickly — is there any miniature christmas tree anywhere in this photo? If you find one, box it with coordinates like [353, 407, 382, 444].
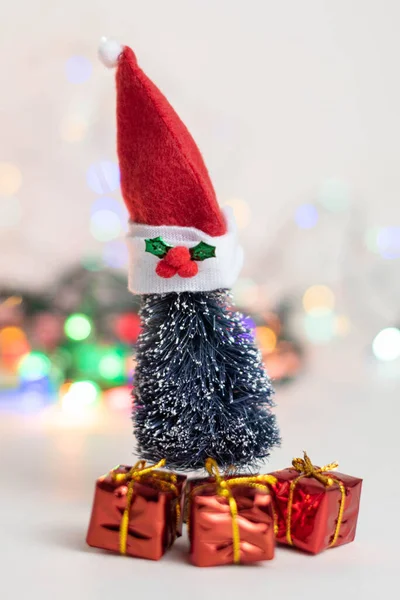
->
[134, 291, 278, 470]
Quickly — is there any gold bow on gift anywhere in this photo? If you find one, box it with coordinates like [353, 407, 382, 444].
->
[286, 451, 346, 547]
[191, 458, 277, 564]
[110, 458, 180, 555]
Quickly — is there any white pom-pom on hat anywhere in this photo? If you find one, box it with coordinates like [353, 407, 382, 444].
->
[98, 37, 123, 68]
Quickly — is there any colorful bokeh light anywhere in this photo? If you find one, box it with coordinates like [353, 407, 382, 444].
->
[318, 179, 350, 212]
[18, 351, 51, 381]
[364, 228, 380, 254]
[335, 315, 351, 337]
[302, 285, 335, 315]
[256, 326, 277, 353]
[295, 204, 318, 229]
[0, 162, 22, 195]
[65, 56, 93, 84]
[86, 160, 120, 194]
[105, 386, 131, 411]
[103, 240, 128, 268]
[74, 344, 101, 375]
[115, 313, 141, 344]
[99, 351, 125, 380]
[61, 380, 100, 415]
[90, 209, 122, 242]
[90, 197, 127, 219]
[372, 327, 400, 361]
[223, 198, 251, 229]
[376, 227, 400, 260]
[0, 326, 26, 345]
[304, 312, 336, 344]
[64, 313, 92, 341]
[60, 114, 88, 142]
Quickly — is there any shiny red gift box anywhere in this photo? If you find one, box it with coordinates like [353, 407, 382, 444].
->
[189, 484, 275, 567]
[269, 453, 362, 554]
[86, 463, 186, 560]
[188, 460, 276, 567]
[184, 474, 239, 523]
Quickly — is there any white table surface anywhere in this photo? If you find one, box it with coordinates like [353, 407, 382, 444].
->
[0, 343, 398, 599]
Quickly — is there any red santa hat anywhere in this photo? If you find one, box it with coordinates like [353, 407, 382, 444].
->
[98, 38, 243, 294]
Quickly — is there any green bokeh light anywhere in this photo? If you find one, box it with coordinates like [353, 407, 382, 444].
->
[99, 351, 125, 380]
[364, 228, 380, 254]
[18, 351, 51, 381]
[64, 313, 92, 341]
[304, 311, 336, 344]
[74, 344, 101, 375]
[318, 179, 350, 213]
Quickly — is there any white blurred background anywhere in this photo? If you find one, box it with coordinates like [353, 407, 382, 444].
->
[0, 1, 399, 270]
[0, 3, 399, 596]
[1, 1, 400, 337]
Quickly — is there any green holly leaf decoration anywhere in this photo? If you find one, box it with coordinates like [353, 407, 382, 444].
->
[190, 241, 216, 261]
[145, 237, 173, 258]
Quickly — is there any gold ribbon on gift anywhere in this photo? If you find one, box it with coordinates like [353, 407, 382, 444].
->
[110, 458, 180, 555]
[286, 451, 346, 547]
[191, 458, 277, 564]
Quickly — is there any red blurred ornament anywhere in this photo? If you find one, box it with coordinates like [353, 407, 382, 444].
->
[32, 312, 64, 350]
[115, 313, 141, 344]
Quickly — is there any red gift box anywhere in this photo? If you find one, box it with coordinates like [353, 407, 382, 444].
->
[86, 460, 186, 560]
[140, 468, 187, 537]
[188, 459, 276, 567]
[184, 471, 239, 523]
[269, 452, 362, 554]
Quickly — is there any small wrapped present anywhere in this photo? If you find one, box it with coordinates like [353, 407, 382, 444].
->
[86, 459, 186, 560]
[269, 452, 362, 554]
[183, 469, 238, 523]
[140, 465, 187, 537]
[189, 459, 277, 567]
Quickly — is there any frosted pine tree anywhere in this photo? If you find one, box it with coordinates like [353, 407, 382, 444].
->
[134, 290, 279, 470]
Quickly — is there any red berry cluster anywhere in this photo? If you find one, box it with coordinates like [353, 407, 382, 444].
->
[156, 246, 199, 279]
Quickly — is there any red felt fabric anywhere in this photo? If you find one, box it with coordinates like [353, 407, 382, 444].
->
[116, 47, 226, 237]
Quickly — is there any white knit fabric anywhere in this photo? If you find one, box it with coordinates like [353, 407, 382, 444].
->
[126, 207, 243, 294]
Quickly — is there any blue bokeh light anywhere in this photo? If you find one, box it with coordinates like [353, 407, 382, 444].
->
[295, 204, 318, 229]
[86, 161, 120, 194]
[377, 227, 400, 259]
[91, 197, 128, 221]
[103, 241, 129, 268]
[65, 56, 93, 84]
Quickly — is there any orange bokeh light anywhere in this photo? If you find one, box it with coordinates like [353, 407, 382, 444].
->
[256, 326, 277, 354]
